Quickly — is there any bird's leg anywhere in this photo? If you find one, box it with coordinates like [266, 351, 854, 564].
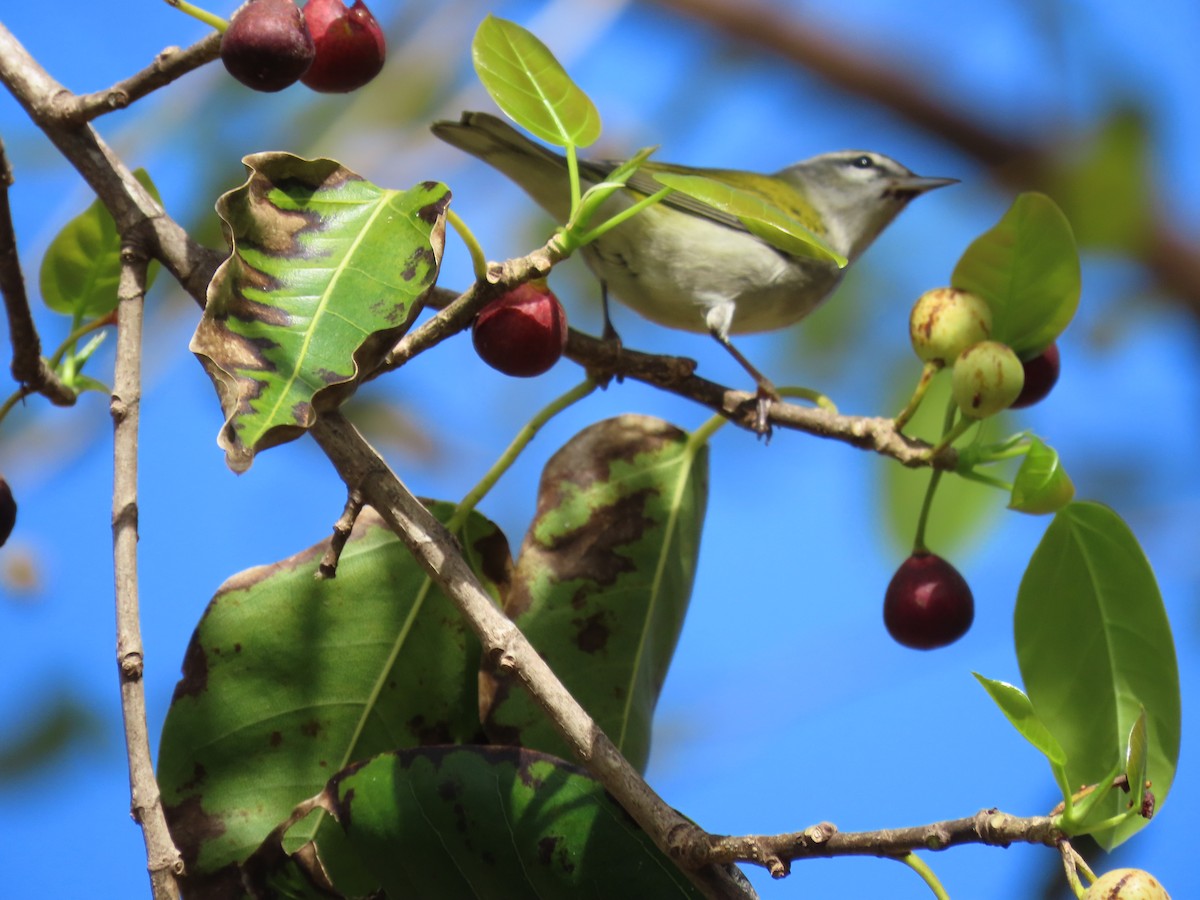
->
[600, 281, 623, 348]
[594, 281, 624, 385]
[710, 330, 780, 438]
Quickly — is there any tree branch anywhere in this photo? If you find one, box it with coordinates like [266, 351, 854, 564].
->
[111, 243, 184, 899]
[694, 809, 1061, 877]
[0, 138, 75, 406]
[309, 411, 754, 900]
[0, 23, 225, 308]
[57, 33, 222, 124]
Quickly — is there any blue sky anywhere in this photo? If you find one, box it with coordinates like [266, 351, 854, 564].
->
[0, 1, 1196, 897]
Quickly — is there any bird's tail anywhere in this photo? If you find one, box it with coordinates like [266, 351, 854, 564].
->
[431, 112, 572, 217]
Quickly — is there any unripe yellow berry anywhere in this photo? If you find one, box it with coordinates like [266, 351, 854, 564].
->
[951, 340, 1024, 419]
[1082, 868, 1171, 899]
[909, 287, 993, 366]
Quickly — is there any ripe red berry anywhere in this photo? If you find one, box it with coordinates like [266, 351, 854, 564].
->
[1010, 342, 1061, 409]
[0, 477, 15, 548]
[883, 553, 974, 650]
[472, 281, 568, 377]
[221, 0, 315, 92]
[301, 0, 387, 93]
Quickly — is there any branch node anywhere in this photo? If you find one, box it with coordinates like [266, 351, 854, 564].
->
[120, 651, 145, 681]
[803, 821, 837, 844]
[923, 826, 952, 850]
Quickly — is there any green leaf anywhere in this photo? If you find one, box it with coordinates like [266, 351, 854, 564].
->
[157, 505, 505, 890]
[1015, 502, 1180, 849]
[472, 15, 601, 148]
[40, 169, 161, 318]
[650, 171, 845, 265]
[951, 192, 1080, 356]
[973, 674, 1067, 767]
[1009, 437, 1075, 515]
[1047, 108, 1152, 253]
[481, 415, 708, 773]
[330, 746, 707, 899]
[191, 153, 448, 473]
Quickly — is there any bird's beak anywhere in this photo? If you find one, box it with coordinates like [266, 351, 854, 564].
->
[887, 175, 959, 200]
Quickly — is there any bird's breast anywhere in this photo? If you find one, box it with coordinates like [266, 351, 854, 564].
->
[582, 205, 843, 334]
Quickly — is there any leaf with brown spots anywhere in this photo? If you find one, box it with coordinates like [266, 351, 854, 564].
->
[157, 504, 506, 893]
[481, 415, 708, 772]
[191, 153, 449, 473]
[327, 746, 706, 898]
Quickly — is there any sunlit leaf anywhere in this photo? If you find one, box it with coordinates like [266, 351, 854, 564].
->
[651, 171, 844, 265]
[973, 674, 1067, 767]
[481, 415, 707, 773]
[1015, 502, 1180, 849]
[157, 505, 505, 891]
[40, 169, 161, 317]
[472, 15, 601, 148]
[1047, 108, 1152, 253]
[1009, 437, 1075, 515]
[952, 192, 1080, 357]
[191, 153, 447, 473]
[329, 747, 707, 898]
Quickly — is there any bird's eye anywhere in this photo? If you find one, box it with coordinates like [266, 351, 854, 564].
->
[851, 155, 875, 169]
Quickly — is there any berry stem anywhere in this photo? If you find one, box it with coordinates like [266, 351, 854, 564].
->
[912, 395, 959, 553]
[446, 377, 597, 533]
[895, 360, 941, 430]
[897, 853, 951, 900]
[446, 209, 487, 281]
[1060, 841, 1089, 899]
[161, 0, 229, 33]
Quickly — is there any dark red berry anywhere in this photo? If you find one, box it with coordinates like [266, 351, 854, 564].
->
[883, 553, 974, 650]
[1010, 342, 1061, 409]
[472, 281, 568, 377]
[0, 477, 14, 547]
[221, 0, 315, 92]
[301, 0, 386, 93]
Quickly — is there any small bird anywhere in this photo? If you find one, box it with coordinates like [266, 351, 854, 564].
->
[432, 111, 955, 429]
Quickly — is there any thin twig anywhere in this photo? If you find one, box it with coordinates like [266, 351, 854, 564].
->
[316, 488, 365, 579]
[57, 33, 222, 124]
[0, 23, 225, 308]
[111, 244, 183, 899]
[309, 411, 753, 900]
[695, 809, 1061, 874]
[0, 138, 75, 407]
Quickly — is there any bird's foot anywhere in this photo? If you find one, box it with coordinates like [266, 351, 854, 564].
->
[752, 380, 781, 441]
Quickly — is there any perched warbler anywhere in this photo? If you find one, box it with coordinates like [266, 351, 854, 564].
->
[433, 111, 955, 427]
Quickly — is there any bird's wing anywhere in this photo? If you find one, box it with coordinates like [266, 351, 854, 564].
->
[579, 159, 752, 234]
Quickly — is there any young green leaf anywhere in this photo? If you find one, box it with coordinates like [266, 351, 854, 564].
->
[951, 192, 1080, 357]
[481, 415, 708, 774]
[1009, 437, 1075, 515]
[651, 171, 845, 265]
[471, 15, 601, 148]
[1015, 502, 1180, 849]
[40, 169, 161, 318]
[973, 674, 1067, 767]
[191, 153, 447, 473]
[157, 505, 505, 888]
[329, 747, 708, 899]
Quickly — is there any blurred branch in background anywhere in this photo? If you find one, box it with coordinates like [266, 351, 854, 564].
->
[646, 0, 1200, 322]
